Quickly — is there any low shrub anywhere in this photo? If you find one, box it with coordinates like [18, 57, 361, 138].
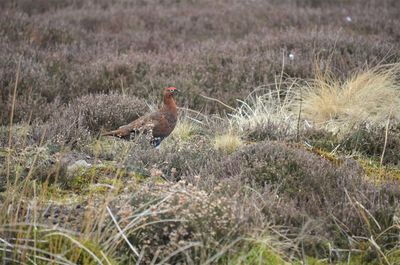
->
[0, 145, 57, 188]
[115, 181, 243, 264]
[42, 93, 147, 144]
[341, 125, 400, 166]
[213, 141, 364, 214]
[207, 141, 400, 257]
[224, 240, 289, 265]
[121, 134, 219, 181]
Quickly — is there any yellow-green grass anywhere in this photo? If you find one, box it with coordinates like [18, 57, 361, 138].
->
[171, 119, 198, 142]
[214, 133, 243, 154]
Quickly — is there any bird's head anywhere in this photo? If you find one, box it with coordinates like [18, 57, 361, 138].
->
[164, 87, 178, 98]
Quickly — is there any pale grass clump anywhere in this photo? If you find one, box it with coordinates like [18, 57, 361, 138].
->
[301, 64, 400, 133]
[214, 133, 243, 154]
[171, 120, 198, 142]
[229, 80, 299, 134]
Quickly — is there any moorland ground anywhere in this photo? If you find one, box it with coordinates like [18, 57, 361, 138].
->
[1, 0, 400, 264]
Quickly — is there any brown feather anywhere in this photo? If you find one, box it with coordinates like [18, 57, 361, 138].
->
[102, 88, 178, 145]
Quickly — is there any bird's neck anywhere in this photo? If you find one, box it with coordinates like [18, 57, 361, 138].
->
[162, 95, 177, 115]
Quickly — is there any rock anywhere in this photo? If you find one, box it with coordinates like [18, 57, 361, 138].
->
[67, 160, 92, 176]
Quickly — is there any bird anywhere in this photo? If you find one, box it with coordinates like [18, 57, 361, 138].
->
[101, 87, 178, 148]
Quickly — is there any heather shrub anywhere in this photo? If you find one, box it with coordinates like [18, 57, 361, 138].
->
[116, 181, 243, 264]
[42, 93, 147, 144]
[300, 128, 340, 151]
[0, 145, 56, 187]
[300, 124, 400, 166]
[242, 120, 297, 142]
[122, 135, 219, 181]
[213, 141, 364, 214]
[0, 53, 60, 124]
[85, 127, 219, 181]
[1, 28, 399, 123]
[207, 141, 400, 254]
[341, 125, 400, 165]
[0, 124, 35, 149]
[0, 12, 31, 44]
[83, 137, 137, 162]
[1, 0, 79, 16]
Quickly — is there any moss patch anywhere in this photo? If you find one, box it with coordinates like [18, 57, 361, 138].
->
[358, 158, 400, 181]
[222, 241, 289, 265]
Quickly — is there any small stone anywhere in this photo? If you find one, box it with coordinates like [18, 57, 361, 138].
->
[67, 160, 92, 175]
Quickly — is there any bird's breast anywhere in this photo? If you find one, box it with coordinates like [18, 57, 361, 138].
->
[152, 112, 177, 138]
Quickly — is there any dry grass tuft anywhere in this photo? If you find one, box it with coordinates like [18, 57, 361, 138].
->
[301, 64, 400, 133]
[171, 119, 198, 142]
[214, 133, 243, 154]
[229, 79, 299, 137]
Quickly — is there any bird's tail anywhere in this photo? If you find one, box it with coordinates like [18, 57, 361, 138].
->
[100, 128, 130, 140]
[101, 130, 119, 137]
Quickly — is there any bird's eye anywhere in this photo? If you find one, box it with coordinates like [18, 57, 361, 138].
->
[165, 87, 177, 92]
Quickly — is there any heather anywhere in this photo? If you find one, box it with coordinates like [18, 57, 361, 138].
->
[1, 0, 400, 264]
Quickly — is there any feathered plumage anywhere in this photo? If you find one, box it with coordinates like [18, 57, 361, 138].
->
[102, 87, 178, 147]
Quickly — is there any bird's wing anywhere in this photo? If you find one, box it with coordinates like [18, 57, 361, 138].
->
[101, 112, 161, 138]
[124, 112, 161, 134]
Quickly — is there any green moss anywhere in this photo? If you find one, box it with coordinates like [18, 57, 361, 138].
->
[309, 148, 342, 166]
[293, 257, 329, 265]
[37, 183, 74, 202]
[292, 251, 400, 265]
[67, 163, 124, 191]
[293, 255, 367, 265]
[0, 147, 8, 157]
[302, 129, 340, 152]
[83, 137, 135, 161]
[222, 242, 288, 265]
[66, 162, 157, 193]
[387, 249, 400, 264]
[358, 158, 400, 181]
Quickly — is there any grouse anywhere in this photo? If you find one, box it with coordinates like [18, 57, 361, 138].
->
[102, 87, 178, 148]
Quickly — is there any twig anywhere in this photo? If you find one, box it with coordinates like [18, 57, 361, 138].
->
[44, 232, 105, 264]
[106, 206, 140, 257]
[296, 86, 302, 142]
[200, 94, 236, 111]
[6, 56, 22, 185]
[380, 113, 391, 167]
[369, 236, 391, 265]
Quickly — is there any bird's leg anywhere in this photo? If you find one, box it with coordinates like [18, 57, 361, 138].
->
[150, 137, 162, 148]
